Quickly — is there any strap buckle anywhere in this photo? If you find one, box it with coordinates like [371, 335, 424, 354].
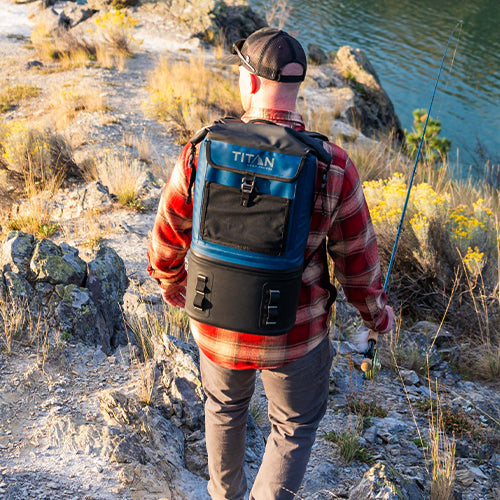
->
[265, 289, 280, 326]
[193, 274, 208, 310]
[240, 174, 255, 207]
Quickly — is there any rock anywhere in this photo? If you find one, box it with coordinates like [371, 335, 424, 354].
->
[349, 463, 425, 499]
[41, 0, 57, 8]
[410, 321, 454, 348]
[156, 335, 204, 430]
[166, 0, 265, 47]
[184, 437, 209, 478]
[48, 284, 101, 344]
[456, 468, 475, 487]
[48, 414, 146, 464]
[87, 245, 129, 353]
[333, 46, 404, 140]
[61, 6, 98, 28]
[3, 271, 34, 302]
[369, 417, 409, 444]
[399, 369, 420, 386]
[391, 328, 442, 371]
[135, 169, 161, 199]
[308, 43, 328, 65]
[30, 239, 86, 286]
[1, 231, 36, 279]
[99, 389, 185, 470]
[26, 60, 44, 70]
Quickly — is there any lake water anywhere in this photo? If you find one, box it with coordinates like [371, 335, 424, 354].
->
[252, 0, 500, 173]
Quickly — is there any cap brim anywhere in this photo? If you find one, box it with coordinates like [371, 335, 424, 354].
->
[221, 53, 240, 65]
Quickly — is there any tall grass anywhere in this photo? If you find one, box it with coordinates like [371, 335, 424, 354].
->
[144, 54, 242, 143]
[50, 83, 107, 130]
[93, 152, 145, 210]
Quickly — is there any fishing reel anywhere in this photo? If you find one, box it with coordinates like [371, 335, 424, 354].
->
[360, 331, 381, 380]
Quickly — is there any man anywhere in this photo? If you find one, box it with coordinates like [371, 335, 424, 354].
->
[148, 27, 394, 500]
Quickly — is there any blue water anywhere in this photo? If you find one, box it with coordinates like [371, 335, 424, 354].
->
[251, 0, 500, 174]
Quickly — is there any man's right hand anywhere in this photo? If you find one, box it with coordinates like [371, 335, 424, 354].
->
[161, 284, 186, 308]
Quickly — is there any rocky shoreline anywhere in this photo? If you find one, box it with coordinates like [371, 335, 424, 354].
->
[0, 1, 498, 499]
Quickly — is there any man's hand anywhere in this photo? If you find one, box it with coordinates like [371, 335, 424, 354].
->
[382, 305, 395, 334]
[161, 284, 186, 308]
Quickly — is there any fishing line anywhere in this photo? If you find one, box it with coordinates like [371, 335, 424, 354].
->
[432, 21, 464, 146]
[384, 20, 464, 293]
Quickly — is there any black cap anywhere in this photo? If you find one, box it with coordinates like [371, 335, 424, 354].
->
[227, 27, 307, 83]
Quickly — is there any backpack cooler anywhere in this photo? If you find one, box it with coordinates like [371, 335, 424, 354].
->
[184, 119, 332, 335]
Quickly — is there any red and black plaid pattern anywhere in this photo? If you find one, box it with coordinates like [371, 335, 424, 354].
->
[148, 108, 389, 370]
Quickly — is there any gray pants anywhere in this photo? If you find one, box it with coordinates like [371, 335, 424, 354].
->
[199, 335, 334, 500]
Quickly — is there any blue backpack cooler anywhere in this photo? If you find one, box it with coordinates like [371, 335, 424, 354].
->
[185, 119, 332, 335]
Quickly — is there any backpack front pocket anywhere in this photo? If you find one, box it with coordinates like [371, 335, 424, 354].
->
[200, 181, 291, 256]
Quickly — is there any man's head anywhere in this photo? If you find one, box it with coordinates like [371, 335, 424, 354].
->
[227, 28, 307, 111]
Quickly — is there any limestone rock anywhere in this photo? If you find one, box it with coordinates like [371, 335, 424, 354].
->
[99, 389, 185, 470]
[333, 46, 404, 139]
[308, 43, 328, 65]
[48, 284, 101, 344]
[87, 245, 129, 353]
[165, 0, 265, 46]
[410, 321, 454, 348]
[1, 231, 36, 279]
[30, 238, 86, 286]
[208, 2, 266, 47]
[349, 463, 425, 499]
[61, 6, 98, 28]
[3, 271, 34, 302]
[156, 335, 204, 430]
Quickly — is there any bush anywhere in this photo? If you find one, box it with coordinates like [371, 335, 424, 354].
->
[0, 121, 80, 191]
[364, 172, 499, 341]
[405, 109, 451, 163]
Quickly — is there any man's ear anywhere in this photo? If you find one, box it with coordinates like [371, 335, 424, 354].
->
[249, 73, 260, 94]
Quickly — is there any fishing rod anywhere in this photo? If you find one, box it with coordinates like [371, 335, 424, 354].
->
[361, 20, 463, 379]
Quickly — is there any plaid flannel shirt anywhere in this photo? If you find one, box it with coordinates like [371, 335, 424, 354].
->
[148, 108, 389, 370]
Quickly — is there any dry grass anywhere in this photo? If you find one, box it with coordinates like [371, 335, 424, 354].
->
[428, 385, 456, 500]
[0, 121, 79, 191]
[31, 23, 96, 69]
[0, 85, 41, 113]
[0, 297, 27, 355]
[93, 152, 146, 209]
[50, 82, 107, 130]
[144, 54, 241, 143]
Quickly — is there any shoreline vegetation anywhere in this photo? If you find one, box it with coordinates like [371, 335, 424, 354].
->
[0, 1, 498, 499]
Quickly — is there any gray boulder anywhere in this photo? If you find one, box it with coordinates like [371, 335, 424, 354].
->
[1, 231, 36, 279]
[1, 231, 130, 353]
[87, 245, 129, 352]
[48, 284, 101, 344]
[3, 271, 34, 303]
[156, 335, 204, 431]
[30, 238, 86, 286]
[308, 43, 328, 65]
[165, 0, 265, 47]
[333, 46, 404, 140]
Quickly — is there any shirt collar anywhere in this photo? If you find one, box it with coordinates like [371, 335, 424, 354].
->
[241, 108, 306, 130]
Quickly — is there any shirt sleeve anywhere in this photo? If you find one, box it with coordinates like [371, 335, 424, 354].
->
[147, 143, 195, 291]
[326, 156, 390, 332]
